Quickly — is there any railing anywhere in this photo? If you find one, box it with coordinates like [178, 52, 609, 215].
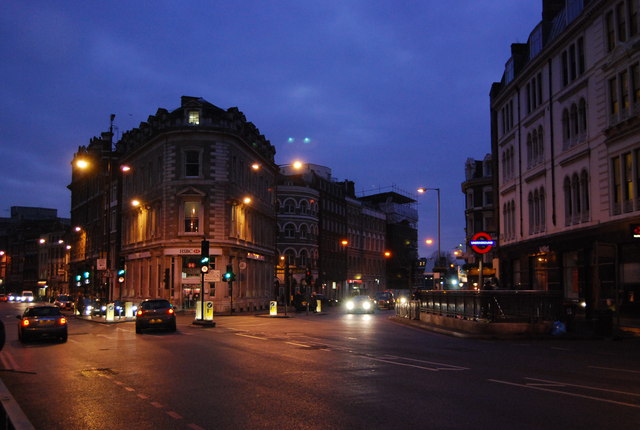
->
[397, 290, 564, 323]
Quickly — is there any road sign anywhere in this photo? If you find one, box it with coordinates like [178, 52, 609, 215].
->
[204, 270, 221, 283]
[470, 232, 495, 254]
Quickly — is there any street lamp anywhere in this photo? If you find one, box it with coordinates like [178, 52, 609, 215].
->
[417, 187, 441, 266]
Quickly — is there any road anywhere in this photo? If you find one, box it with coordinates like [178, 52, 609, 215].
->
[1, 302, 639, 429]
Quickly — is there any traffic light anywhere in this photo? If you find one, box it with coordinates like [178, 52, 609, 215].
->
[117, 257, 126, 283]
[223, 264, 235, 282]
[83, 271, 90, 285]
[200, 239, 210, 273]
[75, 274, 82, 287]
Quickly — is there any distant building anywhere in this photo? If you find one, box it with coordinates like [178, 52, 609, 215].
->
[0, 207, 69, 295]
[276, 164, 388, 301]
[461, 154, 496, 287]
[490, 0, 640, 318]
[358, 189, 418, 291]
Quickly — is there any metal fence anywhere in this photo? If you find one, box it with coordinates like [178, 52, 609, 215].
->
[399, 290, 565, 323]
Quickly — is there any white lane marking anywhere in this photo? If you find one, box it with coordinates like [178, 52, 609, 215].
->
[526, 377, 640, 397]
[488, 379, 640, 409]
[124, 387, 135, 392]
[368, 356, 466, 372]
[188, 424, 206, 430]
[381, 355, 469, 371]
[150, 401, 164, 409]
[589, 365, 640, 374]
[286, 341, 311, 348]
[166, 411, 183, 419]
[235, 333, 267, 340]
[137, 394, 149, 400]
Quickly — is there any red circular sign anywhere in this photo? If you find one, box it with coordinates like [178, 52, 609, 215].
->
[470, 232, 494, 254]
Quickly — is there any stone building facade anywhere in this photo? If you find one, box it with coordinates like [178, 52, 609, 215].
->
[490, 0, 640, 318]
[70, 96, 277, 312]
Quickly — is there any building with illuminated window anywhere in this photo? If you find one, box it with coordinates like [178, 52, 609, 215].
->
[69, 96, 277, 312]
[490, 0, 640, 319]
[0, 207, 69, 296]
[275, 164, 389, 302]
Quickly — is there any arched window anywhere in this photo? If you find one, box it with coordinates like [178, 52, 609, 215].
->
[537, 126, 544, 163]
[571, 103, 579, 137]
[300, 200, 309, 214]
[528, 192, 534, 235]
[283, 199, 295, 214]
[578, 98, 587, 133]
[562, 109, 571, 143]
[534, 189, 541, 233]
[527, 133, 533, 167]
[564, 177, 572, 225]
[284, 249, 295, 265]
[284, 223, 296, 238]
[572, 173, 581, 222]
[540, 187, 546, 231]
[299, 249, 309, 268]
[300, 224, 309, 239]
[580, 170, 590, 220]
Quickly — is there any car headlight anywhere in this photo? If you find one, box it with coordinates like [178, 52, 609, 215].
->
[101, 305, 107, 311]
[346, 301, 355, 310]
[363, 301, 371, 310]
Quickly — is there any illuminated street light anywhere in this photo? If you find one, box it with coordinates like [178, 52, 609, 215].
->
[75, 159, 90, 169]
[417, 187, 441, 265]
[243, 196, 252, 205]
[425, 238, 433, 246]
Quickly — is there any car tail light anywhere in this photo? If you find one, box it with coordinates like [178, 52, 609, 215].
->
[21, 319, 30, 327]
[167, 308, 174, 315]
[136, 309, 143, 316]
[58, 317, 67, 325]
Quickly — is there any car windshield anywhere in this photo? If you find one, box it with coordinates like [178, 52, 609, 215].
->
[141, 300, 171, 310]
[57, 295, 71, 301]
[26, 307, 62, 317]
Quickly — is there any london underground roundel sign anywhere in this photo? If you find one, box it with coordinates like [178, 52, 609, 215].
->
[470, 232, 495, 254]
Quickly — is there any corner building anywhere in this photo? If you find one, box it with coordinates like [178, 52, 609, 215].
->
[491, 0, 640, 319]
[89, 96, 276, 312]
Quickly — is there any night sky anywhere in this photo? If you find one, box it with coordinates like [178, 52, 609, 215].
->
[0, 1, 541, 258]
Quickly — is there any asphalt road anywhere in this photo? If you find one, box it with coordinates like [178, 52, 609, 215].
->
[1, 302, 639, 429]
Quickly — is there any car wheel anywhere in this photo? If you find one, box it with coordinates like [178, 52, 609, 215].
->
[170, 321, 177, 331]
[60, 334, 67, 343]
[135, 326, 142, 334]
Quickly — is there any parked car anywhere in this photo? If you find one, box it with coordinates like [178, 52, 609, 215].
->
[53, 294, 74, 310]
[17, 305, 68, 343]
[0, 294, 7, 303]
[375, 291, 395, 309]
[344, 295, 375, 314]
[135, 299, 176, 334]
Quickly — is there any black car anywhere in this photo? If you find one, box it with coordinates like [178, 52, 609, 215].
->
[135, 299, 176, 334]
[375, 292, 395, 309]
[17, 305, 68, 343]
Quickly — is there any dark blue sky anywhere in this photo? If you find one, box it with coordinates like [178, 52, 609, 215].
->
[0, 1, 540, 258]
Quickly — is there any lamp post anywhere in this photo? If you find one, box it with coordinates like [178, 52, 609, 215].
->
[272, 160, 305, 313]
[417, 187, 441, 279]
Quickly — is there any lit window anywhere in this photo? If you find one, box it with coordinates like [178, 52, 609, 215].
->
[184, 201, 200, 233]
[188, 111, 200, 125]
